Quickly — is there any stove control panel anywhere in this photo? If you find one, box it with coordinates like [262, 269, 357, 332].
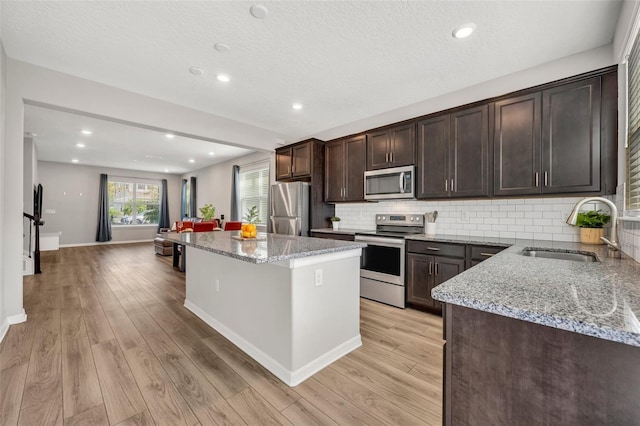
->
[375, 214, 424, 226]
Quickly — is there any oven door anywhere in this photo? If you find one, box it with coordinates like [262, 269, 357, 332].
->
[354, 235, 405, 286]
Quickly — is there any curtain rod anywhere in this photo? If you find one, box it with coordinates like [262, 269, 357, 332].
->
[109, 174, 163, 182]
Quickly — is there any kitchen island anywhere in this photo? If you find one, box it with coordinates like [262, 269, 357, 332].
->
[162, 231, 366, 386]
[430, 237, 640, 425]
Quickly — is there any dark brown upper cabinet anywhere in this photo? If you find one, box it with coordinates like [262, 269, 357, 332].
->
[366, 123, 415, 170]
[494, 77, 602, 195]
[542, 77, 601, 193]
[275, 141, 312, 180]
[493, 93, 542, 196]
[325, 135, 366, 202]
[417, 105, 489, 199]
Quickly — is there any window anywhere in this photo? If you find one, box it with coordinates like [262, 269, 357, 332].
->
[108, 178, 161, 225]
[238, 161, 270, 226]
[628, 24, 640, 211]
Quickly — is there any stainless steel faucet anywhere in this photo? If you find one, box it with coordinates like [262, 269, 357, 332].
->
[566, 197, 619, 258]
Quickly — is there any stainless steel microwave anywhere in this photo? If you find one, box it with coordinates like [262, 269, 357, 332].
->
[364, 165, 415, 201]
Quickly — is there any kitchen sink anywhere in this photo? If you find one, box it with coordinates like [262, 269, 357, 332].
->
[519, 248, 599, 262]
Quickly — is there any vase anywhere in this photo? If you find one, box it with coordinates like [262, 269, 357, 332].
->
[580, 228, 605, 245]
[332, 222, 340, 230]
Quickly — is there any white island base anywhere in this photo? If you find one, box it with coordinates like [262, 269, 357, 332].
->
[184, 245, 363, 386]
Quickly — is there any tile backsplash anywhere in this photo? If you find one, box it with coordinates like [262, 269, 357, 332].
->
[336, 191, 640, 262]
[334, 197, 611, 243]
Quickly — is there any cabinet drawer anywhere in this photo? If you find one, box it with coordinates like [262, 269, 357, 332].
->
[469, 245, 505, 261]
[310, 232, 355, 241]
[407, 241, 465, 258]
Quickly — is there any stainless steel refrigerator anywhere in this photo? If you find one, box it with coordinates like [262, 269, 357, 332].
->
[269, 182, 310, 236]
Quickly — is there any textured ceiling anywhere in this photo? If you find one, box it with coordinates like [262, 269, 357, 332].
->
[24, 105, 253, 174]
[1, 0, 623, 168]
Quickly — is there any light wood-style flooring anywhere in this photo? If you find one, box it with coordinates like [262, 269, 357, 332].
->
[0, 243, 443, 425]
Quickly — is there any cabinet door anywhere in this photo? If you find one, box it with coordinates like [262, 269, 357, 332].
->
[275, 147, 292, 180]
[366, 129, 391, 170]
[542, 77, 601, 193]
[433, 257, 466, 310]
[451, 105, 489, 197]
[494, 93, 542, 196]
[325, 140, 345, 202]
[389, 123, 415, 167]
[406, 253, 436, 308]
[417, 115, 450, 198]
[292, 142, 311, 177]
[344, 135, 366, 201]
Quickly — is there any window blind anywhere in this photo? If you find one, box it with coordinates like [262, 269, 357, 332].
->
[628, 29, 640, 210]
[239, 161, 270, 225]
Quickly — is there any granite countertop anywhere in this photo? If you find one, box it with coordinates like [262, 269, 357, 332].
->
[427, 234, 640, 347]
[161, 231, 366, 264]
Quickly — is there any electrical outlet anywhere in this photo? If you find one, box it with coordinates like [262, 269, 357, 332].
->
[215, 279, 220, 292]
[461, 211, 469, 221]
[45, 209, 55, 214]
[315, 269, 323, 287]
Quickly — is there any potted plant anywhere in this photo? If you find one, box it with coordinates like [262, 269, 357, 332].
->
[199, 204, 216, 221]
[576, 210, 611, 244]
[330, 216, 341, 230]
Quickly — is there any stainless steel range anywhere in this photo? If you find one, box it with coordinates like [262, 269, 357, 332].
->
[355, 213, 425, 308]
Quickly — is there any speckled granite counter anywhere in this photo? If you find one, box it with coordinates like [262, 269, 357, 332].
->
[161, 231, 366, 264]
[423, 234, 640, 347]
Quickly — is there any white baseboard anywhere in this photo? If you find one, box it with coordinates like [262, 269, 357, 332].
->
[184, 300, 362, 387]
[60, 239, 153, 248]
[1, 310, 28, 344]
[8, 309, 27, 324]
[0, 319, 9, 344]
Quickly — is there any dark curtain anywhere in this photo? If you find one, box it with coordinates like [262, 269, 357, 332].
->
[230, 165, 240, 221]
[96, 174, 112, 242]
[189, 176, 197, 217]
[180, 179, 187, 218]
[158, 179, 170, 232]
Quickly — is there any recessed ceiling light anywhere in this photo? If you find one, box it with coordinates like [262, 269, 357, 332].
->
[217, 73, 230, 83]
[189, 67, 204, 76]
[452, 23, 476, 39]
[165, 133, 175, 139]
[71, 159, 79, 163]
[164, 169, 169, 173]
[292, 103, 303, 110]
[189, 159, 195, 163]
[208, 152, 215, 156]
[76, 143, 86, 148]
[250, 4, 268, 19]
[214, 43, 230, 53]
[81, 129, 93, 135]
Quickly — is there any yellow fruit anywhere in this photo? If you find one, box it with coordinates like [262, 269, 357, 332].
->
[250, 230, 257, 238]
[242, 231, 251, 238]
[241, 224, 248, 232]
[247, 224, 256, 232]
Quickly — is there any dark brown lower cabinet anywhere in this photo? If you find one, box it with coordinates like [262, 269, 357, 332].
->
[443, 304, 640, 425]
[406, 252, 464, 314]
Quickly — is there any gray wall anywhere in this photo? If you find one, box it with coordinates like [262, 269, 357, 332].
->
[38, 161, 182, 245]
[0, 39, 7, 331]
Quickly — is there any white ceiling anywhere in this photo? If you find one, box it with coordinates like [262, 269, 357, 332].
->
[24, 105, 254, 174]
[1, 1, 623, 172]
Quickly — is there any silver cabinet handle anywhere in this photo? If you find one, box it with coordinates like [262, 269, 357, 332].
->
[445, 180, 448, 192]
[429, 261, 433, 275]
[480, 252, 496, 257]
[292, 163, 295, 174]
[451, 179, 455, 192]
[435, 262, 439, 276]
[544, 171, 548, 187]
[426, 247, 441, 251]
[535, 172, 539, 187]
[399, 172, 405, 193]
[343, 187, 347, 198]
[390, 152, 394, 163]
